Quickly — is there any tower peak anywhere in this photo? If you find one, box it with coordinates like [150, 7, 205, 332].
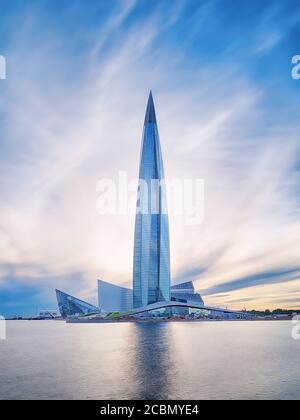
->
[144, 91, 157, 125]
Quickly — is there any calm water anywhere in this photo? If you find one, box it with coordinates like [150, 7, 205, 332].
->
[0, 320, 299, 400]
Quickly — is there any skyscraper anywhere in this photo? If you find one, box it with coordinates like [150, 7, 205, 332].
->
[53, 93, 250, 321]
[133, 92, 171, 308]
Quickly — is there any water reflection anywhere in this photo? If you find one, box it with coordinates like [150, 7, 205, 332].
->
[129, 323, 174, 399]
[2, 321, 300, 400]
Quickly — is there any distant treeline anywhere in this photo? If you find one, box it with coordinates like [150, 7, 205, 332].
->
[248, 309, 300, 316]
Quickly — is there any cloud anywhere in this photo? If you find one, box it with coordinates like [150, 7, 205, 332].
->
[0, 0, 299, 314]
[202, 267, 300, 295]
[0, 265, 96, 316]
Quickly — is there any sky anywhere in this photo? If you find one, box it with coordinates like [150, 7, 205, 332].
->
[0, 0, 299, 316]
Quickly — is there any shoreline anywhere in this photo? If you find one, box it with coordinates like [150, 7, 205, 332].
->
[5, 316, 297, 323]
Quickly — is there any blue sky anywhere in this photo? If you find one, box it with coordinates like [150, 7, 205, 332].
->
[0, 0, 299, 316]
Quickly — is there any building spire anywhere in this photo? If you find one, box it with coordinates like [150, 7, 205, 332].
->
[134, 92, 170, 308]
[144, 90, 157, 125]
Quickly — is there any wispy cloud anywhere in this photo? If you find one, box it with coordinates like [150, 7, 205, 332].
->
[0, 0, 299, 314]
[202, 267, 300, 295]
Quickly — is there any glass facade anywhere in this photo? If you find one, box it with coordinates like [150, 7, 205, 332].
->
[131, 305, 209, 319]
[56, 289, 99, 318]
[129, 305, 248, 320]
[171, 281, 204, 305]
[98, 280, 133, 312]
[133, 92, 171, 308]
[171, 281, 194, 291]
